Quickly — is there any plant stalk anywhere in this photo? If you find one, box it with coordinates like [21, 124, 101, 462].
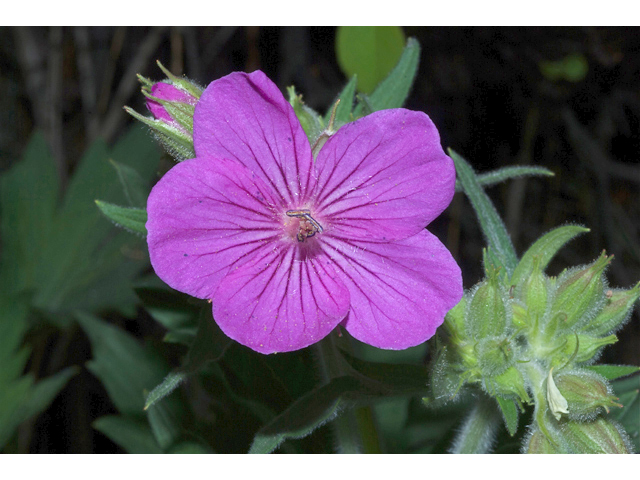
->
[449, 393, 501, 453]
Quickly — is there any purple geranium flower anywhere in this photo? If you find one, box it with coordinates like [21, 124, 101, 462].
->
[146, 70, 463, 354]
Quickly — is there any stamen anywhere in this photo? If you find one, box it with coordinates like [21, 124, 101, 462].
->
[286, 210, 324, 242]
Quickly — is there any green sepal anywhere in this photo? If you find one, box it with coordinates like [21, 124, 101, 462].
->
[95, 200, 147, 236]
[583, 283, 640, 336]
[324, 75, 357, 129]
[495, 396, 519, 436]
[511, 225, 590, 287]
[124, 106, 195, 161]
[155, 60, 203, 99]
[287, 86, 324, 144]
[557, 333, 617, 366]
[466, 266, 511, 340]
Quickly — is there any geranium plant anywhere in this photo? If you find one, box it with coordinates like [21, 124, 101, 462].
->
[89, 36, 639, 454]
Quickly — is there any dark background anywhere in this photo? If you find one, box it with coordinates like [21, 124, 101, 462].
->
[1, 26, 639, 453]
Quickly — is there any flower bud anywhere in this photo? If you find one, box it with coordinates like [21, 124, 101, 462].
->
[549, 252, 611, 332]
[442, 296, 468, 343]
[518, 256, 549, 322]
[465, 267, 511, 340]
[524, 427, 566, 454]
[558, 333, 617, 365]
[561, 417, 633, 453]
[476, 336, 515, 377]
[583, 283, 640, 337]
[146, 82, 198, 132]
[554, 369, 622, 421]
[125, 62, 202, 161]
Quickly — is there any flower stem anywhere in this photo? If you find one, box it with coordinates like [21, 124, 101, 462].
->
[449, 393, 501, 454]
[314, 331, 380, 453]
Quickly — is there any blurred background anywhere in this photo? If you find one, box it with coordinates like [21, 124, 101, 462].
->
[1, 26, 639, 453]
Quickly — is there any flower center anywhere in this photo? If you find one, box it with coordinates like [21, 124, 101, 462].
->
[286, 209, 323, 243]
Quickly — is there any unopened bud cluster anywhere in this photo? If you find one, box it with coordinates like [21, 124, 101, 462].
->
[430, 227, 638, 453]
[125, 61, 202, 161]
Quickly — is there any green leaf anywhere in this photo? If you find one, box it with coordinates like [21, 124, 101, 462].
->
[0, 132, 59, 296]
[0, 376, 33, 449]
[77, 312, 169, 416]
[0, 126, 160, 323]
[495, 396, 519, 436]
[249, 376, 359, 454]
[109, 159, 148, 208]
[608, 374, 639, 452]
[144, 307, 231, 411]
[18, 366, 79, 424]
[511, 225, 590, 286]
[95, 200, 147, 236]
[454, 165, 555, 193]
[135, 286, 200, 336]
[539, 53, 588, 83]
[586, 365, 640, 381]
[93, 415, 163, 454]
[249, 357, 431, 455]
[366, 37, 420, 111]
[324, 75, 358, 129]
[168, 441, 214, 454]
[449, 148, 518, 276]
[340, 351, 430, 393]
[182, 307, 232, 372]
[336, 26, 406, 95]
[146, 396, 181, 450]
[0, 297, 77, 450]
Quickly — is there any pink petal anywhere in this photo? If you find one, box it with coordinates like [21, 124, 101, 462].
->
[314, 109, 455, 242]
[146, 156, 284, 299]
[193, 71, 314, 207]
[320, 229, 463, 349]
[212, 244, 350, 354]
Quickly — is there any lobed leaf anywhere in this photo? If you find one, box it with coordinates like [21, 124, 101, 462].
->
[93, 415, 163, 454]
[95, 200, 147, 236]
[449, 149, 518, 276]
[454, 165, 554, 193]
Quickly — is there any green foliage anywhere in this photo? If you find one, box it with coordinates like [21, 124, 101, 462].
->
[95, 201, 147, 236]
[335, 26, 405, 94]
[0, 126, 160, 324]
[455, 165, 554, 193]
[0, 128, 160, 451]
[0, 296, 78, 450]
[539, 53, 589, 83]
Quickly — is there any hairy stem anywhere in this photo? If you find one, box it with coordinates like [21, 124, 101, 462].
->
[449, 393, 501, 454]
